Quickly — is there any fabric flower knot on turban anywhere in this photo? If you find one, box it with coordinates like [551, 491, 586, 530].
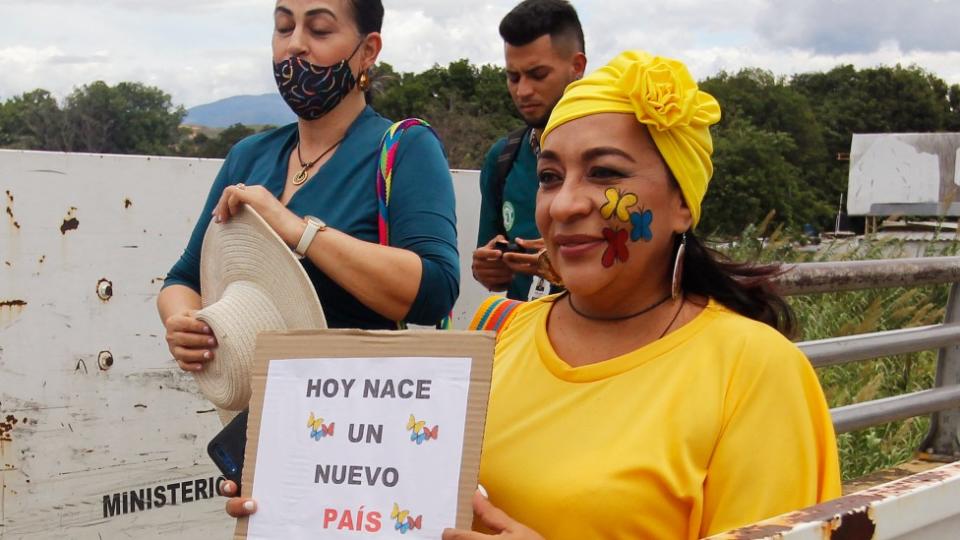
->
[542, 50, 722, 227]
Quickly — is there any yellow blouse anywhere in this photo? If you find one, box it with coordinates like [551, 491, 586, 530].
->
[478, 296, 840, 539]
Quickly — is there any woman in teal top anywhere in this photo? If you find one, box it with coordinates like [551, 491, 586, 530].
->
[158, 0, 459, 372]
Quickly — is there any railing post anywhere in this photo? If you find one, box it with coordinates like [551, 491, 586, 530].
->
[924, 282, 960, 456]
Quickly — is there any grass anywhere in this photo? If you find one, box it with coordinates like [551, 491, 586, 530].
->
[717, 220, 958, 480]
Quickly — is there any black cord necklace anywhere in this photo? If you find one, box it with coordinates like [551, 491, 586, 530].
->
[566, 292, 672, 322]
[292, 135, 346, 186]
[657, 297, 686, 339]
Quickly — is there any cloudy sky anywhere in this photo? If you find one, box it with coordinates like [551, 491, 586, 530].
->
[1, 0, 958, 108]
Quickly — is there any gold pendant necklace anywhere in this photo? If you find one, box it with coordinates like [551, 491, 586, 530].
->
[292, 135, 346, 186]
[293, 165, 310, 185]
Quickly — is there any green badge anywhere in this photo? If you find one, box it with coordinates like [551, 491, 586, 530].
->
[502, 201, 516, 233]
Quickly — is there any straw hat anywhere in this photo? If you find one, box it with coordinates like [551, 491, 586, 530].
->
[194, 204, 327, 412]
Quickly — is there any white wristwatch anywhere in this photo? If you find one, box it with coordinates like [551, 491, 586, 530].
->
[294, 215, 327, 258]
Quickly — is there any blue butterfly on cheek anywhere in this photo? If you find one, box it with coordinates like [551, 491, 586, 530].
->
[630, 210, 654, 242]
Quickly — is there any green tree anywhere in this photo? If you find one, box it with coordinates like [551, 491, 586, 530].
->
[701, 118, 825, 236]
[948, 84, 960, 131]
[701, 69, 832, 232]
[0, 89, 69, 150]
[791, 64, 955, 209]
[202, 123, 255, 158]
[64, 81, 185, 155]
[371, 59, 520, 168]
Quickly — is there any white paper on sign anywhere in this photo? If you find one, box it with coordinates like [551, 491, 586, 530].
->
[247, 356, 473, 539]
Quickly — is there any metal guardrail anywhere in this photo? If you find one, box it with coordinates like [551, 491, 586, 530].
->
[780, 257, 960, 452]
[708, 460, 960, 540]
[778, 256, 960, 295]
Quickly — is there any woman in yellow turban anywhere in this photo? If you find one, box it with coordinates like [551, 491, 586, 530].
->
[447, 51, 841, 539]
[223, 50, 841, 539]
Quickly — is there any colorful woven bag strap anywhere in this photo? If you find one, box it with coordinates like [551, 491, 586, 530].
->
[376, 118, 451, 329]
[469, 296, 524, 335]
[377, 118, 440, 245]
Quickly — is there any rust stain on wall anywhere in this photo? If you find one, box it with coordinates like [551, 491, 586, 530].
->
[60, 207, 79, 235]
[0, 415, 19, 442]
[0, 300, 27, 329]
[124, 198, 133, 209]
[5, 189, 19, 230]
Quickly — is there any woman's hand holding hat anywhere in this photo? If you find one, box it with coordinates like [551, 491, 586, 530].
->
[164, 308, 216, 372]
[212, 183, 306, 250]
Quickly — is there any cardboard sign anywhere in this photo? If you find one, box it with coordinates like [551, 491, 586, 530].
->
[235, 330, 494, 539]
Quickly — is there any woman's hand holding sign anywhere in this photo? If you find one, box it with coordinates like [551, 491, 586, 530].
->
[442, 489, 545, 540]
[220, 480, 256, 518]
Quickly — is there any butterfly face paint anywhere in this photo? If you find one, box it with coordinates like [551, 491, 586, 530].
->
[630, 209, 653, 242]
[601, 188, 638, 222]
[598, 188, 654, 267]
[602, 227, 629, 267]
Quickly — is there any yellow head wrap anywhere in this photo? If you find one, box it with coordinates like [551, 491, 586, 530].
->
[541, 50, 721, 227]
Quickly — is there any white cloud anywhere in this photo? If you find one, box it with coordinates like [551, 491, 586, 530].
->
[380, 3, 507, 71]
[683, 43, 960, 86]
[755, 0, 960, 54]
[0, 0, 957, 108]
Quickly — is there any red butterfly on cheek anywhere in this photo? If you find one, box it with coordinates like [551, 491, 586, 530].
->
[601, 228, 629, 268]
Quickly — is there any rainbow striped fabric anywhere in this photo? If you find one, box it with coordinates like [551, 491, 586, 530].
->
[469, 296, 525, 334]
[375, 118, 449, 329]
[376, 118, 439, 245]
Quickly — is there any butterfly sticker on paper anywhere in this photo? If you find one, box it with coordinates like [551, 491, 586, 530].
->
[406, 414, 439, 445]
[600, 188, 638, 223]
[391, 503, 423, 534]
[629, 209, 653, 242]
[307, 412, 335, 441]
[602, 227, 629, 268]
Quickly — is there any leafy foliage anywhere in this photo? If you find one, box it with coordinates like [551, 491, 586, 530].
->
[0, 81, 184, 155]
[1, 61, 957, 235]
[371, 60, 521, 169]
[177, 123, 258, 158]
[721, 222, 960, 480]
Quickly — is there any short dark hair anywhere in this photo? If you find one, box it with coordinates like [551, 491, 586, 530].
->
[347, 0, 384, 34]
[499, 0, 585, 54]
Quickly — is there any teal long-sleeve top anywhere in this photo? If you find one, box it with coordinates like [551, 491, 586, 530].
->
[164, 106, 460, 329]
[476, 128, 540, 301]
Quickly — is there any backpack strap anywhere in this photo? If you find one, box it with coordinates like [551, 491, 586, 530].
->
[376, 118, 451, 330]
[492, 126, 529, 237]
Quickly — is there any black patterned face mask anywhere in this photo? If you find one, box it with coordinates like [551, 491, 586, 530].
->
[273, 41, 362, 121]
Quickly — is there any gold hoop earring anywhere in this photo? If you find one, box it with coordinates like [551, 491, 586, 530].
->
[671, 232, 686, 300]
[358, 71, 371, 92]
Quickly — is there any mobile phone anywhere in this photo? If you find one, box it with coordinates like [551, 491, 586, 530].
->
[494, 240, 527, 254]
[207, 409, 248, 490]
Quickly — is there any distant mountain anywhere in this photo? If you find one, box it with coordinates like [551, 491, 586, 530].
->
[183, 93, 295, 128]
